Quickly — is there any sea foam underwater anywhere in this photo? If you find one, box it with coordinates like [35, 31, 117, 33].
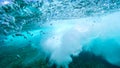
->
[2, 11, 120, 68]
[0, 0, 120, 68]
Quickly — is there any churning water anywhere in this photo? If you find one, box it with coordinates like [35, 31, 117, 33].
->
[0, 0, 120, 68]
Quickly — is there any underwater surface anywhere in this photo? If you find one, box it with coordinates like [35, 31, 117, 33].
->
[0, 0, 120, 68]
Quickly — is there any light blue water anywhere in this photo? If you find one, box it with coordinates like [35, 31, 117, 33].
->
[0, 0, 120, 68]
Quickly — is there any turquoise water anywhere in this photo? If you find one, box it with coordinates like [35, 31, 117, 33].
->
[0, 0, 120, 68]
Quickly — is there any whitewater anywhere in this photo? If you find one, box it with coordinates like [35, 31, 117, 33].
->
[3, 11, 120, 68]
[1, 0, 120, 68]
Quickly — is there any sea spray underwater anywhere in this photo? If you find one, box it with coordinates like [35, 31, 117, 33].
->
[0, 0, 120, 68]
[43, 12, 120, 68]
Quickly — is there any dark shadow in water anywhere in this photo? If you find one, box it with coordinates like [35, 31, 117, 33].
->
[0, 46, 120, 68]
[70, 51, 120, 68]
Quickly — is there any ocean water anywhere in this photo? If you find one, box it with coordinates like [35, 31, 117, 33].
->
[0, 0, 120, 68]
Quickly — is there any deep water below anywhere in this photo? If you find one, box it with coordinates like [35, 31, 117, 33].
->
[0, 46, 120, 68]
